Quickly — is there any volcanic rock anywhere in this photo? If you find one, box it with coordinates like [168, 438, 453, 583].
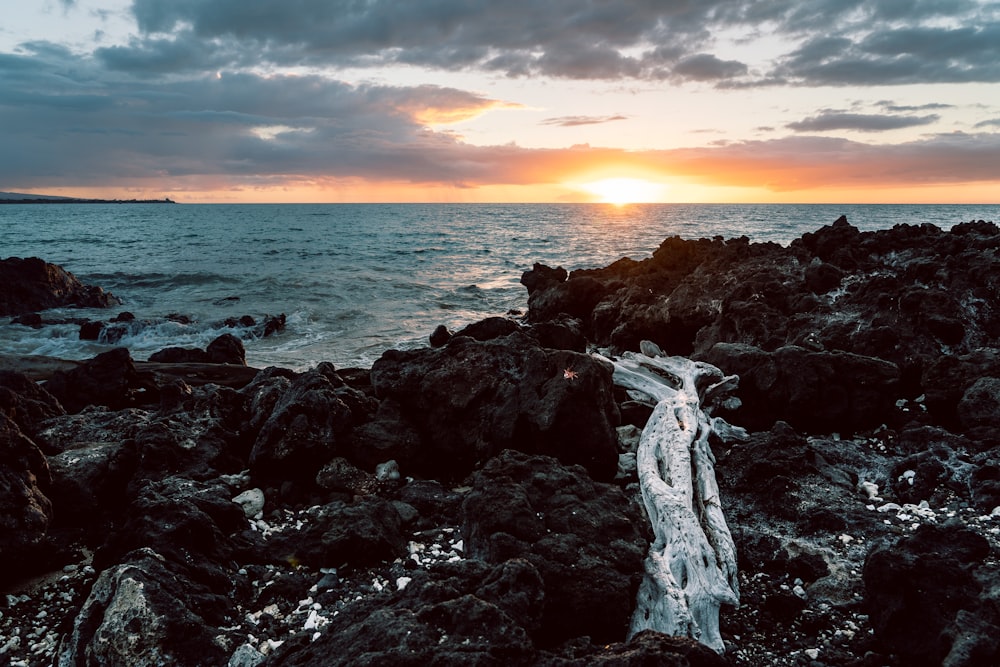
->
[863, 522, 1000, 666]
[0, 256, 120, 316]
[368, 331, 620, 482]
[461, 450, 648, 645]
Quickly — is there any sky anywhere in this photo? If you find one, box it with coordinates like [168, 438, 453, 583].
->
[1, 0, 999, 203]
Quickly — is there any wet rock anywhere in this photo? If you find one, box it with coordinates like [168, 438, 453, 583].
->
[0, 256, 120, 316]
[461, 450, 647, 645]
[369, 332, 620, 482]
[207, 332, 248, 365]
[429, 323, 452, 347]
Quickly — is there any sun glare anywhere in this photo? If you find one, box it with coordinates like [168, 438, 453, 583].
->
[579, 178, 668, 205]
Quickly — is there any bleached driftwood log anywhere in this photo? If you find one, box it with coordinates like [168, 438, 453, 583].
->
[598, 341, 747, 653]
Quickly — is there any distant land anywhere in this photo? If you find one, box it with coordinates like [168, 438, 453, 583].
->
[0, 191, 174, 204]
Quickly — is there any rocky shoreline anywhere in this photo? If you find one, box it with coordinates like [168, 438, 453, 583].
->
[1, 216, 999, 666]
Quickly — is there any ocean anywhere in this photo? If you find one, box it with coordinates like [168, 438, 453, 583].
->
[1, 203, 996, 370]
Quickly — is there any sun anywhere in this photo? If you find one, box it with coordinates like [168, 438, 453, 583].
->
[579, 178, 668, 205]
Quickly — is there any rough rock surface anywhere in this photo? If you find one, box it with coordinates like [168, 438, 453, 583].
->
[369, 332, 620, 482]
[0, 256, 120, 317]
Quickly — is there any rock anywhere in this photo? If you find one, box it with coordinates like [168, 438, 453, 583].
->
[451, 315, 520, 341]
[699, 343, 900, 433]
[57, 548, 232, 667]
[315, 456, 381, 496]
[863, 522, 1000, 666]
[0, 413, 54, 584]
[429, 324, 452, 347]
[461, 450, 647, 645]
[0, 369, 65, 438]
[0, 256, 120, 316]
[266, 496, 406, 569]
[233, 488, 265, 519]
[369, 332, 620, 482]
[956, 376, 1000, 431]
[526, 315, 588, 352]
[44, 347, 155, 413]
[922, 350, 1000, 427]
[94, 476, 248, 571]
[266, 560, 538, 666]
[248, 364, 371, 488]
[207, 333, 248, 365]
[148, 346, 211, 363]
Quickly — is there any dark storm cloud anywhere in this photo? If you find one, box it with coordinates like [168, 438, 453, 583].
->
[787, 111, 941, 132]
[540, 115, 629, 127]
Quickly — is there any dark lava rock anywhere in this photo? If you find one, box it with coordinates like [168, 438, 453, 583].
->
[148, 346, 211, 363]
[461, 450, 647, 645]
[863, 522, 1000, 666]
[519, 219, 1000, 417]
[699, 343, 900, 433]
[207, 332, 247, 365]
[45, 347, 155, 413]
[368, 332, 620, 482]
[0, 256, 120, 316]
[246, 363, 376, 490]
[94, 476, 247, 571]
[452, 315, 521, 341]
[0, 369, 65, 437]
[0, 413, 54, 583]
[58, 547, 234, 667]
[429, 324, 452, 347]
[267, 495, 407, 569]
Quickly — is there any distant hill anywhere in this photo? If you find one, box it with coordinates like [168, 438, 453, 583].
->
[0, 191, 175, 204]
[0, 191, 76, 201]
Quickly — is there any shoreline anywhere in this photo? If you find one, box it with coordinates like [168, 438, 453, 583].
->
[2, 216, 999, 666]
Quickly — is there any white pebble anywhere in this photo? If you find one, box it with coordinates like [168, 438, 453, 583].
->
[396, 577, 412, 591]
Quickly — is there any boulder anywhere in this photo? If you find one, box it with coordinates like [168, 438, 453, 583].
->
[699, 343, 900, 433]
[461, 450, 647, 645]
[44, 347, 155, 413]
[0, 256, 120, 316]
[266, 496, 407, 569]
[207, 332, 247, 365]
[0, 413, 54, 583]
[864, 523, 1000, 666]
[0, 369, 65, 438]
[57, 548, 233, 667]
[368, 332, 620, 482]
[248, 363, 374, 488]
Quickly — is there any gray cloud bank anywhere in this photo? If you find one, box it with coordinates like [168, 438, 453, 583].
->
[95, 0, 1000, 86]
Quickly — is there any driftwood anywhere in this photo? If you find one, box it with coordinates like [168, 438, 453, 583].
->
[0, 353, 260, 389]
[598, 341, 746, 653]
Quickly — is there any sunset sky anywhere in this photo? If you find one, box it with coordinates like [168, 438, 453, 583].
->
[2, 0, 999, 203]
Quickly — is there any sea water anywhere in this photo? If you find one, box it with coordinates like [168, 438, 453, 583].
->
[1, 203, 996, 370]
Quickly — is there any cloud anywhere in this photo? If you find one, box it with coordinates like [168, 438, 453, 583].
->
[975, 118, 1000, 128]
[540, 114, 628, 127]
[787, 111, 941, 132]
[98, 0, 1000, 87]
[3, 44, 997, 196]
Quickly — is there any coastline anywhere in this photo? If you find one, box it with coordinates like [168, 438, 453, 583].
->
[1, 216, 999, 666]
